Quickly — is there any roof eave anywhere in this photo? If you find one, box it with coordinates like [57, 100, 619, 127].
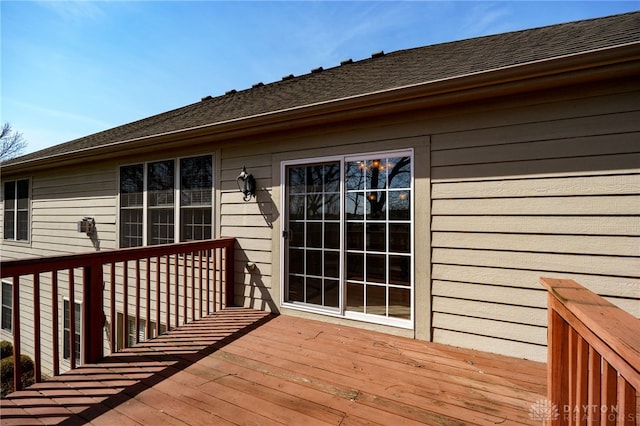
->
[3, 42, 639, 175]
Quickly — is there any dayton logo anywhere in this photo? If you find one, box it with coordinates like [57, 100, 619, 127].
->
[529, 399, 559, 424]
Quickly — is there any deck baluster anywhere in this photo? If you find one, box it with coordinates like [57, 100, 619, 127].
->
[174, 254, 179, 329]
[109, 263, 116, 352]
[12, 276, 22, 391]
[541, 278, 639, 426]
[123, 261, 129, 349]
[33, 273, 41, 383]
[146, 257, 151, 340]
[68, 269, 76, 369]
[135, 258, 141, 345]
[165, 255, 171, 332]
[0, 237, 236, 394]
[183, 254, 188, 324]
[52, 271, 59, 376]
[83, 262, 104, 364]
[156, 256, 161, 337]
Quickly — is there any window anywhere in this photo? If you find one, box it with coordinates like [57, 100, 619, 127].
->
[3, 179, 29, 241]
[119, 164, 144, 248]
[148, 160, 175, 245]
[1, 281, 12, 331]
[115, 313, 166, 350]
[63, 300, 81, 361]
[119, 155, 212, 247]
[283, 150, 413, 328]
[180, 156, 213, 241]
[344, 156, 412, 321]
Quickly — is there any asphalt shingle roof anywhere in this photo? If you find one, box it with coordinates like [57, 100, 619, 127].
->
[5, 11, 639, 166]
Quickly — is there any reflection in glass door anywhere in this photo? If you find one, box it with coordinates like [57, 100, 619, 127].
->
[285, 162, 341, 310]
[283, 151, 413, 327]
[344, 156, 412, 321]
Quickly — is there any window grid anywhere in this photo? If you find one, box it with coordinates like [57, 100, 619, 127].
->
[1, 281, 12, 331]
[63, 300, 81, 361]
[181, 207, 212, 241]
[287, 162, 341, 309]
[180, 156, 213, 241]
[119, 155, 212, 247]
[284, 151, 413, 326]
[345, 156, 412, 320]
[3, 179, 29, 241]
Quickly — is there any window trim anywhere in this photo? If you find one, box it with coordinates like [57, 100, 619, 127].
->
[1, 281, 12, 332]
[115, 312, 166, 350]
[3, 178, 31, 242]
[63, 298, 82, 362]
[117, 154, 214, 248]
[280, 149, 414, 329]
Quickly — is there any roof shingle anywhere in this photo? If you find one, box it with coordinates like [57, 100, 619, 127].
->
[5, 11, 639, 166]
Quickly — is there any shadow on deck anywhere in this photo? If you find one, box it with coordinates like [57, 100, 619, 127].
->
[0, 308, 546, 425]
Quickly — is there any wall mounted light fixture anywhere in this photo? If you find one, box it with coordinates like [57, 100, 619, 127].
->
[77, 217, 96, 236]
[236, 166, 256, 201]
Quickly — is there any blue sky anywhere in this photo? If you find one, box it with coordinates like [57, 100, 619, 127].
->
[2, 1, 638, 155]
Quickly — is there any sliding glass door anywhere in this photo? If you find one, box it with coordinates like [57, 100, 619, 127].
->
[282, 150, 413, 328]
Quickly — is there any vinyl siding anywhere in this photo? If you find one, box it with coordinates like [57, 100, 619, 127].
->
[220, 153, 276, 311]
[430, 89, 640, 362]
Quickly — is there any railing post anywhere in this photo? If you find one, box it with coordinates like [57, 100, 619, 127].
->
[224, 242, 235, 307]
[12, 276, 22, 392]
[548, 299, 569, 426]
[83, 262, 104, 364]
[541, 277, 640, 426]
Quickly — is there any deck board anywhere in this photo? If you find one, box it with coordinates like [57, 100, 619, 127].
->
[1, 308, 546, 425]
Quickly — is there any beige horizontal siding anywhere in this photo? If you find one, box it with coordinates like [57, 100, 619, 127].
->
[429, 88, 640, 150]
[432, 296, 547, 326]
[432, 215, 639, 236]
[433, 133, 638, 167]
[431, 110, 640, 150]
[432, 174, 639, 198]
[432, 248, 638, 277]
[430, 87, 640, 362]
[432, 195, 640, 216]
[432, 232, 639, 256]
[432, 152, 640, 181]
[219, 150, 275, 311]
[432, 280, 546, 308]
[432, 312, 547, 345]
[432, 264, 640, 298]
[432, 329, 547, 362]
[29, 165, 118, 258]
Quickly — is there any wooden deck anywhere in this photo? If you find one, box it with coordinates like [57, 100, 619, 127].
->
[1, 308, 546, 425]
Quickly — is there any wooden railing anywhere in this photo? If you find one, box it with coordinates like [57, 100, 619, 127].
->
[541, 278, 639, 425]
[0, 238, 236, 394]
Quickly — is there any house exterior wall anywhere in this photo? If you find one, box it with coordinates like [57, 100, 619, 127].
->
[218, 76, 639, 362]
[1, 73, 638, 365]
[428, 80, 640, 361]
[1, 162, 118, 373]
[0, 149, 216, 375]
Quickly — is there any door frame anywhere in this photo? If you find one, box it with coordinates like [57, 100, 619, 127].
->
[279, 148, 415, 329]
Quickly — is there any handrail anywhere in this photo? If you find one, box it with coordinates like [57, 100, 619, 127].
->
[1, 238, 236, 395]
[541, 278, 639, 425]
[0, 238, 236, 276]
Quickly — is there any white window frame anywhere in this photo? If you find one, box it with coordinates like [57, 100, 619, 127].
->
[115, 313, 166, 350]
[3, 178, 30, 242]
[280, 149, 414, 329]
[63, 298, 82, 362]
[118, 154, 214, 248]
[1, 280, 12, 332]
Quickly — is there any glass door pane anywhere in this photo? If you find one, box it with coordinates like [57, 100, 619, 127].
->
[345, 155, 412, 320]
[283, 151, 413, 327]
[285, 162, 341, 309]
